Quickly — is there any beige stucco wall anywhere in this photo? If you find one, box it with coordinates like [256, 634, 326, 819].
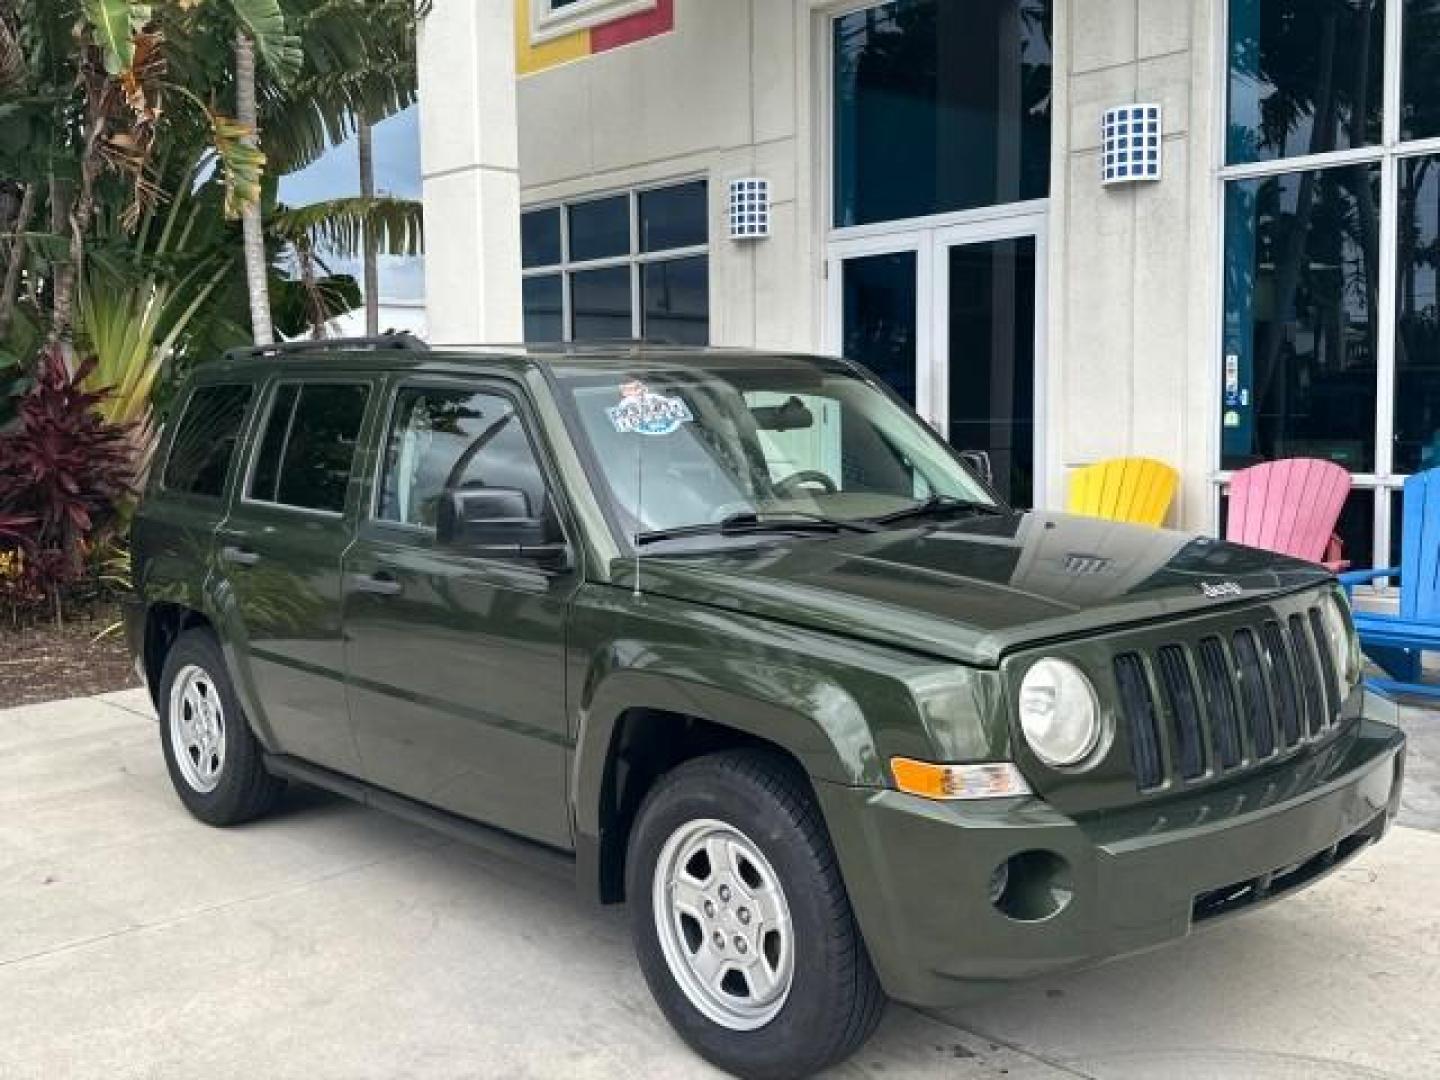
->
[517, 0, 822, 352]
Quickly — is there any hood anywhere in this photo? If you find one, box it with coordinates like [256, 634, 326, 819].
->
[615, 511, 1331, 666]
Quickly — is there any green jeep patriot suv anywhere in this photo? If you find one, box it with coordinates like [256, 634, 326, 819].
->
[125, 337, 1405, 1079]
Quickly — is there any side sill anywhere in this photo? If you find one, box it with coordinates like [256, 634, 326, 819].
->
[263, 754, 578, 884]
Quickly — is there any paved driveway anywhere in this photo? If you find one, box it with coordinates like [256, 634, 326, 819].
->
[1, 690, 1437, 1079]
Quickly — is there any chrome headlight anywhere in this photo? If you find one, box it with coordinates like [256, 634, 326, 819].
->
[1320, 592, 1362, 688]
[1018, 658, 1102, 767]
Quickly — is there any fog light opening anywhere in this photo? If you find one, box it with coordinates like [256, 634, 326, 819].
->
[992, 851, 1074, 923]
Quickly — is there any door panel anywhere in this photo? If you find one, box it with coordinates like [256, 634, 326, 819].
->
[342, 381, 575, 849]
[215, 378, 374, 774]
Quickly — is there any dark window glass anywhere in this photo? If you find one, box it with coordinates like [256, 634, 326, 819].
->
[1226, 0, 1385, 165]
[523, 274, 564, 342]
[379, 388, 551, 534]
[522, 208, 562, 268]
[571, 266, 633, 340]
[842, 251, 917, 406]
[1221, 165, 1380, 472]
[641, 257, 709, 345]
[249, 383, 300, 504]
[163, 385, 253, 499]
[1403, 1, 1440, 139]
[1396, 153, 1440, 473]
[833, 0, 1053, 227]
[639, 181, 708, 252]
[947, 238, 1036, 508]
[568, 195, 630, 262]
[249, 383, 370, 512]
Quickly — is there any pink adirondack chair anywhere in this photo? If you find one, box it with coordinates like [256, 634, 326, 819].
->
[1226, 458, 1352, 569]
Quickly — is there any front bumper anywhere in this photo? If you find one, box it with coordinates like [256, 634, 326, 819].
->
[816, 700, 1405, 1008]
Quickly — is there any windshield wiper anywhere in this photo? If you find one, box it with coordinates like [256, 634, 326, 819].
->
[868, 495, 1005, 527]
[635, 510, 880, 547]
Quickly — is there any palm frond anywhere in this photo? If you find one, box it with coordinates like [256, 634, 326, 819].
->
[230, 0, 302, 82]
[270, 196, 422, 260]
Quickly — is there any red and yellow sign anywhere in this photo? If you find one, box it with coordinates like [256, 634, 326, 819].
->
[516, 0, 675, 75]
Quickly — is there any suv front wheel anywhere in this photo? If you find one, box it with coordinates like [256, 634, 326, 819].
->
[627, 750, 886, 1079]
[158, 629, 284, 826]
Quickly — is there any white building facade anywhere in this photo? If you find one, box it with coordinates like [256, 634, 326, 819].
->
[418, 0, 1440, 569]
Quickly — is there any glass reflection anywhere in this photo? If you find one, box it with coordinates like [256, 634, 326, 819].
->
[1396, 154, 1440, 472]
[1222, 165, 1380, 471]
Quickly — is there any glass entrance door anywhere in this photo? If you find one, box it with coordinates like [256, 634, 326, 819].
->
[938, 231, 1040, 507]
[829, 218, 1045, 507]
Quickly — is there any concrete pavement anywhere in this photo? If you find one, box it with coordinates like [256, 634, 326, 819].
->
[0, 690, 1436, 1079]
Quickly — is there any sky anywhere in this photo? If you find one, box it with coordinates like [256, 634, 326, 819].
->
[277, 105, 426, 303]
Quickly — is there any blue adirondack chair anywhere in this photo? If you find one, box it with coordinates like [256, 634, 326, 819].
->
[1339, 468, 1440, 697]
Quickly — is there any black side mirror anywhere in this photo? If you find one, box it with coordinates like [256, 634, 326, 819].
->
[959, 450, 995, 486]
[436, 486, 570, 569]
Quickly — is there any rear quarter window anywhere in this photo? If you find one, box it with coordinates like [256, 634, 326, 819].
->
[162, 384, 255, 499]
[246, 382, 371, 513]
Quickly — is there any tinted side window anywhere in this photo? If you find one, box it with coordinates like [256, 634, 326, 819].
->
[163, 385, 254, 498]
[378, 387, 550, 532]
[248, 383, 370, 513]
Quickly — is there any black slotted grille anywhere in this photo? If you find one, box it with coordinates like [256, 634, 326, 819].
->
[1260, 620, 1304, 748]
[1197, 637, 1243, 770]
[1289, 614, 1326, 737]
[1114, 653, 1163, 790]
[1107, 598, 1343, 794]
[1156, 645, 1206, 780]
[1232, 628, 1276, 759]
[1308, 607, 1343, 722]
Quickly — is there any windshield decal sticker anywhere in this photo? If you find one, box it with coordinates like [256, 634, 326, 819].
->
[607, 380, 693, 436]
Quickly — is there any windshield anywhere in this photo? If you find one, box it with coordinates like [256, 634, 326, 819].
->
[553, 356, 999, 548]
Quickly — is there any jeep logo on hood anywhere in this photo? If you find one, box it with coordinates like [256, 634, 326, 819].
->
[1199, 581, 1244, 599]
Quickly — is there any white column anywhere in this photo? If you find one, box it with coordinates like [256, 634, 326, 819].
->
[417, 0, 524, 344]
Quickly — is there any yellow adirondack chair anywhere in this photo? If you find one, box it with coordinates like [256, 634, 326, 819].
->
[1066, 457, 1179, 527]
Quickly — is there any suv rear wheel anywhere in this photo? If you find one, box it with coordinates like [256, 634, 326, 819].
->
[158, 629, 284, 826]
[627, 750, 886, 1079]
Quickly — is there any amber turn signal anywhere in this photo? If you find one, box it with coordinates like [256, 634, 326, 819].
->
[890, 758, 1033, 800]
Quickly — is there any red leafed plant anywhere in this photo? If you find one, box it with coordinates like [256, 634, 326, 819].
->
[0, 347, 134, 620]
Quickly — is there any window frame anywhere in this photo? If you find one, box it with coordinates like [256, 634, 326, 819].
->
[1213, 0, 1440, 572]
[365, 374, 577, 563]
[158, 382, 256, 503]
[240, 377, 376, 520]
[521, 177, 710, 344]
[530, 0, 658, 45]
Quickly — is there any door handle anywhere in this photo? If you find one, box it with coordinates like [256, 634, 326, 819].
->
[220, 545, 261, 568]
[350, 571, 402, 597]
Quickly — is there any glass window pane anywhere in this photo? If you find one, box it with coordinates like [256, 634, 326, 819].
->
[833, 0, 1053, 227]
[946, 237, 1036, 509]
[523, 275, 564, 342]
[842, 251, 918, 406]
[571, 266, 633, 340]
[1226, 0, 1385, 165]
[1403, 1, 1440, 140]
[568, 195, 630, 262]
[1395, 154, 1440, 472]
[522, 209, 562, 268]
[249, 383, 300, 503]
[639, 181, 708, 252]
[163, 385, 252, 499]
[255, 384, 370, 513]
[641, 257, 709, 345]
[379, 388, 550, 533]
[1221, 165, 1380, 472]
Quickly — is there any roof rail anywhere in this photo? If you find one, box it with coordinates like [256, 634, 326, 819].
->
[222, 333, 428, 364]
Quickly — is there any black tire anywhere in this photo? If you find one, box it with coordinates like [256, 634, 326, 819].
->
[627, 750, 886, 1079]
[158, 628, 284, 826]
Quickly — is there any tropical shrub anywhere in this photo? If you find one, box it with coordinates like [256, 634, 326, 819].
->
[0, 347, 134, 622]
